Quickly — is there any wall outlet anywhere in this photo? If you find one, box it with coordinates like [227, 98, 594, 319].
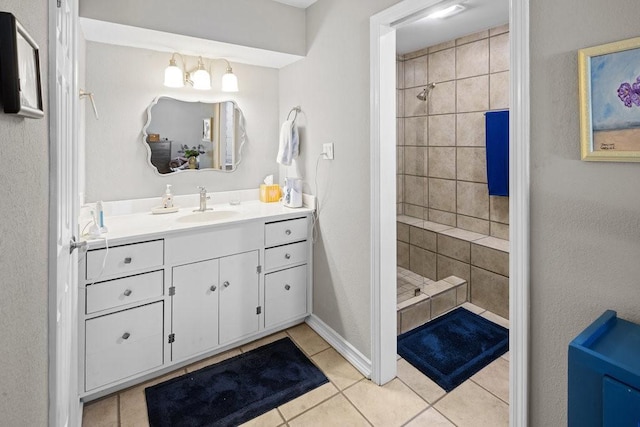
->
[322, 143, 334, 160]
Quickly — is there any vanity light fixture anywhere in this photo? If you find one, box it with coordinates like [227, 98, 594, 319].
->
[425, 3, 465, 19]
[163, 53, 239, 92]
[191, 57, 211, 90]
[164, 55, 184, 88]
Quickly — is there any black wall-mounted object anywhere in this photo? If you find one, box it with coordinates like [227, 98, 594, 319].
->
[0, 12, 44, 119]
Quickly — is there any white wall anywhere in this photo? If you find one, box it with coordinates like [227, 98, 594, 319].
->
[80, 0, 306, 56]
[0, 0, 49, 425]
[530, 0, 640, 425]
[279, 0, 400, 358]
[84, 42, 280, 202]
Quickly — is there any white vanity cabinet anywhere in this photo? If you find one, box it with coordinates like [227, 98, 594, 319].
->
[79, 206, 313, 400]
[218, 251, 260, 345]
[85, 302, 164, 391]
[170, 259, 219, 361]
[263, 217, 310, 329]
[81, 239, 166, 393]
[170, 250, 260, 361]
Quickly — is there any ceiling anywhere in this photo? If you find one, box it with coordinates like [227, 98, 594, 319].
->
[396, 0, 509, 55]
[269, 0, 507, 55]
[271, 0, 317, 8]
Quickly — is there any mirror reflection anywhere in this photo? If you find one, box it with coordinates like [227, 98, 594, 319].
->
[143, 97, 246, 174]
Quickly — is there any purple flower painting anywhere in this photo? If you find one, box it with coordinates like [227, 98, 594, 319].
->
[617, 76, 640, 108]
[580, 39, 640, 159]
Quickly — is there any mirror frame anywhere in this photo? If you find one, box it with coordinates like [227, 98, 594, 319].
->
[141, 96, 247, 175]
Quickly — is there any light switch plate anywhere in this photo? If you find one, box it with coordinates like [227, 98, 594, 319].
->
[322, 143, 334, 160]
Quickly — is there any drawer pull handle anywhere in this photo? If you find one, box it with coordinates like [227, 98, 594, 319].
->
[223, 281, 230, 288]
[124, 257, 132, 264]
[210, 285, 217, 292]
[285, 229, 292, 235]
[123, 289, 132, 297]
[285, 253, 291, 260]
[285, 284, 291, 291]
[122, 332, 131, 340]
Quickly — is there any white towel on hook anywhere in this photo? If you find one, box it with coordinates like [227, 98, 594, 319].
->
[276, 119, 299, 166]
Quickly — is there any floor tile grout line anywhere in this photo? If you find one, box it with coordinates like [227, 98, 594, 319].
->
[275, 407, 287, 425]
[469, 377, 509, 405]
[393, 374, 441, 407]
[432, 405, 461, 427]
[115, 393, 120, 427]
[279, 380, 349, 425]
[338, 378, 375, 427]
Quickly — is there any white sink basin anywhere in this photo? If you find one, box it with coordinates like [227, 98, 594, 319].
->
[176, 210, 238, 223]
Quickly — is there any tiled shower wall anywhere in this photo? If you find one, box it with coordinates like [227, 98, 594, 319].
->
[397, 25, 510, 239]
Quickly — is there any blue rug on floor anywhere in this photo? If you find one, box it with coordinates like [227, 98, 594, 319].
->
[398, 307, 508, 392]
[145, 337, 328, 427]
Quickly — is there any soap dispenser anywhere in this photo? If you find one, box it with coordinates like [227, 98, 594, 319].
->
[162, 184, 174, 209]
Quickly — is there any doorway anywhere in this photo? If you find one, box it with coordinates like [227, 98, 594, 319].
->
[369, 0, 530, 425]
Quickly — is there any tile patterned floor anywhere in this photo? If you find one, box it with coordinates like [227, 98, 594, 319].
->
[83, 304, 509, 427]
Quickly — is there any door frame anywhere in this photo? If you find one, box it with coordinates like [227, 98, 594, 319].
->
[369, 1, 530, 425]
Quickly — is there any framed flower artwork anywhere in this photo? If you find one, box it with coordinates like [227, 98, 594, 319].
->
[579, 37, 640, 161]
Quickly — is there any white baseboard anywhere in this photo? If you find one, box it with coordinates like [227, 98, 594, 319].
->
[306, 314, 372, 379]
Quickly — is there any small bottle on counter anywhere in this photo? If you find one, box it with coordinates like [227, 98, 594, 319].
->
[162, 184, 174, 209]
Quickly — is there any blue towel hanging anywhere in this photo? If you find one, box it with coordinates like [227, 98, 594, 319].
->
[485, 110, 509, 196]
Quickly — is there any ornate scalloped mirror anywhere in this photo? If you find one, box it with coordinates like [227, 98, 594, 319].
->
[142, 96, 247, 174]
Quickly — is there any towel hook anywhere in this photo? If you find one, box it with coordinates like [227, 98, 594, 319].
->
[287, 106, 301, 123]
[79, 89, 99, 120]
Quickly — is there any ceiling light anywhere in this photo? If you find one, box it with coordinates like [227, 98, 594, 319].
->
[163, 53, 238, 92]
[426, 4, 465, 19]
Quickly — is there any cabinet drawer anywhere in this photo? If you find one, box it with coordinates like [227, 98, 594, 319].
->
[265, 265, 307, 328]
[86, 240, 164, 280]
[264, 241, 307, 271]
[265, 217, 308, 247]
[86, 270, 164, 314]
[85, 302, 164, 391]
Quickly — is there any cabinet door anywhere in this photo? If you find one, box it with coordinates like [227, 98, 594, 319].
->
[265, 265, 307, 328]
[171, 259, 219, 361]
[219, 251, 259, 344]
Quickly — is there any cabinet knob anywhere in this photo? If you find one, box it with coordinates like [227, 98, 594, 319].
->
[122, 332, 131, 340]
[210, 285, 217, 292]
[285, 253, 291, 260]
[285, 229, 292, 235]
[285, 284, 291, 291]
[223, 281, 230, 288]
[124, 257, 132, 264]
[123, 289, 132, 297]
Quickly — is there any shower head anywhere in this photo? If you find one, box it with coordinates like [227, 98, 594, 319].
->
[417, 82, 436, 101]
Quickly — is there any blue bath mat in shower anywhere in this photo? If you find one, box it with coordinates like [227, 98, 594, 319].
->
[398, 307, 508, 392]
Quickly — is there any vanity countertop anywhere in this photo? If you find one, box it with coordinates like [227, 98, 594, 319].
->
[81, 199, 314, 248]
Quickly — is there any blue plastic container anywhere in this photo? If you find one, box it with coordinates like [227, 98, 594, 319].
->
[568, 310, 640, 427]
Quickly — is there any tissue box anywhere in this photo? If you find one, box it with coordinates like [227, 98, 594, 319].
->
[260, 184, 280, 203]
[260, 184, 281, 203]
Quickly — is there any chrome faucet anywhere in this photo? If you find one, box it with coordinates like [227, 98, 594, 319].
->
[195, 186, 212, 212]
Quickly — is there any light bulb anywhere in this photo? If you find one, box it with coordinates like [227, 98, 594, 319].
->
[425, 4, 465, 19]
[192, 58, 211, 90]
[221, 67, 239, 92]
[164, 59, 184, 88]
[192, 68, 211, 90]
